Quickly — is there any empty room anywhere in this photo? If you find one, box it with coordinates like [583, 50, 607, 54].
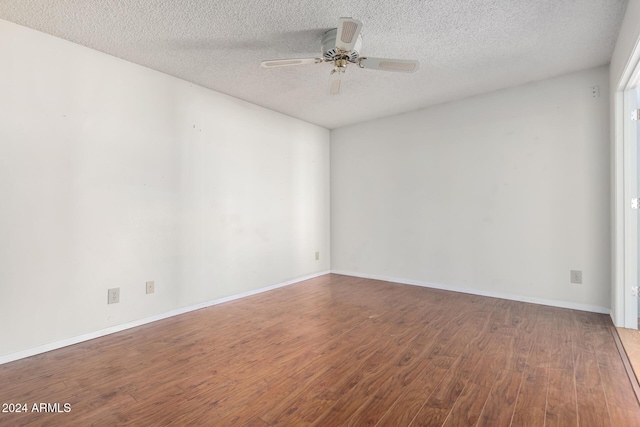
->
[2, 0, 640, 426]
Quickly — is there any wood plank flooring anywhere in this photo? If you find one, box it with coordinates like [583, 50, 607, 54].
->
[617, 327, 640, 383]
[1, 273, 639, 426]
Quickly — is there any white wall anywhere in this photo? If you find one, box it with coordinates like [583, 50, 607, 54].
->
[0, 19, 330, 357]
[331, 66, 610, 311]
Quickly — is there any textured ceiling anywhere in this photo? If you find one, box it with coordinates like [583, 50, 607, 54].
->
[0, 0, 629, 128]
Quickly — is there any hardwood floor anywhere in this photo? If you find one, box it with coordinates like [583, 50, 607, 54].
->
[1, 273, 639, 426]
[616, 327, 640, 385]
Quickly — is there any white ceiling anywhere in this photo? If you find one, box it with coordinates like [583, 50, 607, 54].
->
[0, 0, 629, 129]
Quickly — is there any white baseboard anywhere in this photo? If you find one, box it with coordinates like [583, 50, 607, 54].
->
[610, 310, 617, 327]
[0, 270, 330, 366]
[331, 270, 610, 315]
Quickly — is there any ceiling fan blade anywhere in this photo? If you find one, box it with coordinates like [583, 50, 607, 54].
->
[329, 73, 342, 95]
[335, 17, 363, 52]
[359, 57, 419, 73]
[260, 58, 320, 68]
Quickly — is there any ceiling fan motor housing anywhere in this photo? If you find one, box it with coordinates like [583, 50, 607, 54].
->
[321, 28, 362, 61]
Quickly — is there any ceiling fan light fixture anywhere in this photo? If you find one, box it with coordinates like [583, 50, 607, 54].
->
[260, 17, 419, 95]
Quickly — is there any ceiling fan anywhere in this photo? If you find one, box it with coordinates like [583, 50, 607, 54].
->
[260, 17, 419, 95]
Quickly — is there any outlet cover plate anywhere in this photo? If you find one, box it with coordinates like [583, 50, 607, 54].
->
[108, 288, 120, 304]
[570, 270, 583, 284]
[146, 281, 155, 294]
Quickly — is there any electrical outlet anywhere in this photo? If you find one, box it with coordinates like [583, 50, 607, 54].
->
[570, 270, 583, 284]
[590, 85, 600, 98]
[315, 251, 320, 261]
[108, 288, 120, 304]
[632, 286, 639, 297]
[146, 280, 155, 294]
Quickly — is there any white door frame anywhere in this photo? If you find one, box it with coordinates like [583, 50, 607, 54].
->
[623, 88, 638, 328]
[614, 40, 640, 328]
